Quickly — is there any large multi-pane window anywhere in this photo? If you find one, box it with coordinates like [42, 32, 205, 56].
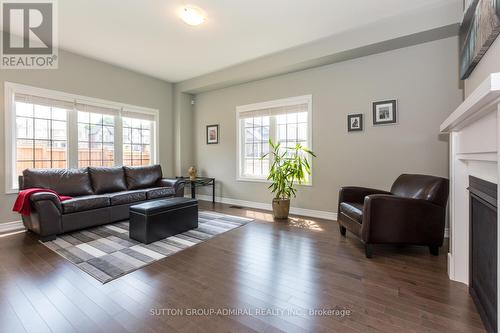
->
[77, 111, 115, 167]
[123, 117, 152, 166]
[6, 83, 158, 191]
[14, 95, 69, 180]
[237, 95, 312, 181]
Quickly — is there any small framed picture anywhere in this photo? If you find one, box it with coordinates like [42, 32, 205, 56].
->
[206, 124, 219, 144]
[373, 100, 397, 125]
[347, 114, 363, 132]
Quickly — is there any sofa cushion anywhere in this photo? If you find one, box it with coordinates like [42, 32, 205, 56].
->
[62, 195, 110, 214]
[106, 190, 147, 206]
[123, 165, 162, 190]
[146, 187, 176, 199]
[340, 202, 363, 224]
[22, 168, 93, 196]
[88, 166, 127, 194]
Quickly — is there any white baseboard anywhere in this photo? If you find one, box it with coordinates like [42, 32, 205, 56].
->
[190, 194, 337, 221]
[0, 220, 25, 234]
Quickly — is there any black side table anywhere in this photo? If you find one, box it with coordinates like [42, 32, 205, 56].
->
[177, 177, 215, 203]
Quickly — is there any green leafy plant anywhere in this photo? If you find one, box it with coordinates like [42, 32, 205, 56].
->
[261, 139, 316, 199]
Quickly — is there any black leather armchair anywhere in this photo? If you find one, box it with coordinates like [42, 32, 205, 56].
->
[338, 174, 449, 258]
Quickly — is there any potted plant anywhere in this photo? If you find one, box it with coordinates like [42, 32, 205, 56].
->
[261, 139, 316, 219]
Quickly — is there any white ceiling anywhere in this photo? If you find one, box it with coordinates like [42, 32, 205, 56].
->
[58, 0, 460, 83]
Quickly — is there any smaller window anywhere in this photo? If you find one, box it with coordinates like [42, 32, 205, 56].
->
[236, 95, 312, 182]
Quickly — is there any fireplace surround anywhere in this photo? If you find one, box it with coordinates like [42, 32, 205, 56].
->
[441, 72, 500, 332]
[469, 176, 497, 333]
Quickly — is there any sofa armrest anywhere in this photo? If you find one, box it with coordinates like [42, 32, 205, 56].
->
[361, 194, 445, 245]
[156, 178, 185, 197]
[27, 192, 63, 239]
[30, 192, 62, 212]
[338, 186, 391, 205]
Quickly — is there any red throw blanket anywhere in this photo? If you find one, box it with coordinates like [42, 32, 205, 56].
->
[13, 188, 72, 216]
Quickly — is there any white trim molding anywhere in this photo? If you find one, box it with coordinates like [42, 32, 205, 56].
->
[0, 221, 25, 234]
[191, 194, 336, 221]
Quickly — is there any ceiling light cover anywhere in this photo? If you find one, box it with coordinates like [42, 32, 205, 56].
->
[179, 6, 206, 26]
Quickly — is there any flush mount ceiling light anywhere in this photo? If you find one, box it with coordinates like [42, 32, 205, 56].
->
[179, 5, 206, 26]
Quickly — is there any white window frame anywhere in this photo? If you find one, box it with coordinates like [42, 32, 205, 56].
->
[236, 94, 313, 184]
[4, 82, 159, 193]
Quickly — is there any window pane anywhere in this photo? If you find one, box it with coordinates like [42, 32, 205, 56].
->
[278, 124, 286, 141]
[132, 128, 141, 142]
[123, 128, 131, 144]
[78, 123, 89, 141]
[89, 125, 102, 142]
[123, 117, 132, 127]
[34, 140, 51, 160]
[78, 142, 89, 161]
[103, 126, 114, 143]
[52, 160, 67, 168]
[298, 123, 307, 141]
[34, 161, 51, 169]
[244, 118, 253, 128]
[17, 161, 33, 176]
[78, 111, 90, 123]
[90, 113, 102, 124]
[52, 120, 66, 140]
[103, 115, 114, 126]
[16, 139, 33, 160]
[245, 144, 253, 157]
[52, 108, 67, 121]
[78, 160, 89, 168]
[262, 126, 270, 141]
[244, 128, 253, 143]
[103, 143, 114, 161]
[34, 105, 50, 119]
[297, 112, 307, 123]
[244, 159, 253, 175]
[286, 112, 297, 123]
[141, 130, 150, 144]
[16, 117, 33, 138]
[287, 124, 297, 141]
[52, 141, 67, 161]
[253, 117, 262, 126]
[16, 102, 33, 117]
[276, 114, 287, 125]
[34, 119, 49, 139]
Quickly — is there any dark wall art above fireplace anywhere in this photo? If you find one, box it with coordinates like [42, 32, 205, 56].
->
[460, 0, 500, 79]
[468, 176, 498, 333]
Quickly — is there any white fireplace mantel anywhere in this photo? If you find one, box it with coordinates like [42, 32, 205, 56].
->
[440, 72, 500, 287]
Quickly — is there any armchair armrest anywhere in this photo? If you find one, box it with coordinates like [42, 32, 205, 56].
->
[156, 178, 185, 197]
[361, 194, 445, 245]
[30, 192, 62, 212]
[338, 186, 391, 204]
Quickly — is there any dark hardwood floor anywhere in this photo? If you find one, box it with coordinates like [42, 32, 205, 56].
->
[0, 201, 486, 333]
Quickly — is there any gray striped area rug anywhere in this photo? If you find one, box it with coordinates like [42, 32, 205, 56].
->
[42, 211, 253, 283]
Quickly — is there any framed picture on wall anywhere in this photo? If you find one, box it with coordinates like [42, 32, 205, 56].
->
[206, 124, 219, 144]
[347, 114, 363, 132]
[372, 100, 397, 125]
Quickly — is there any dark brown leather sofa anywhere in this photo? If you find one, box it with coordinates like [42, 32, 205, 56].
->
[338, 174, 449, 258]
[19, 165, 185, 241]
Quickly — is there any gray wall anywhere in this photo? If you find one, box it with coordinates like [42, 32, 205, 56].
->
[192, 37, 463, 214]
[0, 49, 174, 224]
[464, 36, 500, 97]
